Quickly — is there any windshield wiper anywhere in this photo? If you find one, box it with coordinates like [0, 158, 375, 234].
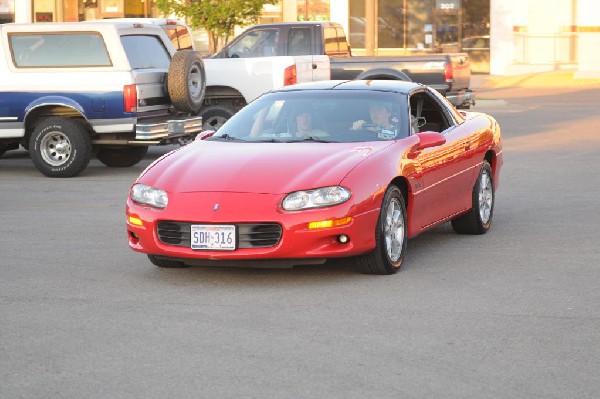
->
[288, 136, 333, 143]
[254, 138, 283, 143]
[207, 134, 245, 142]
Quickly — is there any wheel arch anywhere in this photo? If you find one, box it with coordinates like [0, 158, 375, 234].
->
[390, 176, 410, 208]
[355, 68, 411, 82]
[389, 176, 413, 235]
[23, 103, 90, 148]
[204, 85, 247, 107]
[484, 149, 500, 190]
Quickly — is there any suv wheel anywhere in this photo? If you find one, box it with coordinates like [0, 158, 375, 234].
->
[30, 117, 92, 177]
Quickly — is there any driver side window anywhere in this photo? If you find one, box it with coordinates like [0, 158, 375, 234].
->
[409, 91, 453, 134]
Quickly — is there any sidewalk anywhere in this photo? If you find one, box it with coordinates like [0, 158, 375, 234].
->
[471, 70, 600, 90]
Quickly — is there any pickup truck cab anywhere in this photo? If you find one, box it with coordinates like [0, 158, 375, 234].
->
[0, 21, 205, 177]
[212, 21, 474, 110]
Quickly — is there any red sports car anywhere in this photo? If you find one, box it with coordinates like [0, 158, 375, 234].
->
[126, 80, 502, 274]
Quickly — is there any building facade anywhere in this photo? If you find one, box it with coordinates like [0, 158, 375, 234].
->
[2, 0, 599, 77]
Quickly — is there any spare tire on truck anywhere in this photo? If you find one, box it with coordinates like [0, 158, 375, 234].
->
[167, 50, 206, 114]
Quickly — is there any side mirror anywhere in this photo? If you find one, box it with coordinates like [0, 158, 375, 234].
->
[195, 130, 215, 141]
[415, 132, 446, 150]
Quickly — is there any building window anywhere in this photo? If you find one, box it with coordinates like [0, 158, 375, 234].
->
[297, 0, 330, 22]
[348, 0, 490, 54]
[0, 0, 15, 24]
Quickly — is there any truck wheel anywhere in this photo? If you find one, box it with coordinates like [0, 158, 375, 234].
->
[30, 117, 92, 178]
[168, 50, 206, 114]
[199, 105, 236, 131]
[96, 146, 148, 167]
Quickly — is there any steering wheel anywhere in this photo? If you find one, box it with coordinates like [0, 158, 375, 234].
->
[361, 123, 379, 131]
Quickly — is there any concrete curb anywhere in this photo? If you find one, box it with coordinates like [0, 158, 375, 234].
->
[475, 70, 600, 89]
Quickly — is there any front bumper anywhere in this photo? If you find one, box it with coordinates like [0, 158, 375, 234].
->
[125, 192, 380, 266]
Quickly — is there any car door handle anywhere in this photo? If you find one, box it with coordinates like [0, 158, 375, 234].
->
[312, 63, 317, 69]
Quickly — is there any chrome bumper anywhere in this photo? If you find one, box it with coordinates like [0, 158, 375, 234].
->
[135, 116, 203, 141]
[446, 89, 476, 109]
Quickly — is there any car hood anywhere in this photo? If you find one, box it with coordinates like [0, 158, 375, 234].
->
[141, 140, 393, 194]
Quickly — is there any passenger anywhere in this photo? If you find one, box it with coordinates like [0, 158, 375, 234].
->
[294, 106, 328, 137]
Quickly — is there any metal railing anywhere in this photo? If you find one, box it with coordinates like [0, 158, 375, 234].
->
[514, 32, 577, 65]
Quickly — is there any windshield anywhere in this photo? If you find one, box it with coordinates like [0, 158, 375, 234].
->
[213, 90, 409, 143]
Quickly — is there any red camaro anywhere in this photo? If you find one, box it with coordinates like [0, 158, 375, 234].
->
[126, 80, 502, 274]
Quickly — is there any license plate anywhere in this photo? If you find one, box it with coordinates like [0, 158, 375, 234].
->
[190, 224, 236, 250]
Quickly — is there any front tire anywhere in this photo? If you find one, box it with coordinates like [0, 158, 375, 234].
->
[451, 160, 494, 234]
[147, 255, 188, 268]
[356, 186, 407, 275]
[96, 146, 148, 167]
[30, 117, 92, 178]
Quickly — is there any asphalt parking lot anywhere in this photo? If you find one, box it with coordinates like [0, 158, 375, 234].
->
[1, 75, 600, 398]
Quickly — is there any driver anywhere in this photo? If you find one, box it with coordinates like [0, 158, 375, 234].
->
[350, 101, 400, 140]
[351, 102, 393, 132]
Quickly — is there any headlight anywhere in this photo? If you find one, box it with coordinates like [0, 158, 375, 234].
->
[131, 184, 168, 209]
[282, 186, 351, 211]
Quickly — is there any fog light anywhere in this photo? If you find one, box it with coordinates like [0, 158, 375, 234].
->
[337, 234, 350, 244]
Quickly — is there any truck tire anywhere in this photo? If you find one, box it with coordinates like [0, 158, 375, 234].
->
[30, 117, 92, 178]
[96, 146, 148, 167]
[199, 105, 236, 131]
[167, 50, 206, 114]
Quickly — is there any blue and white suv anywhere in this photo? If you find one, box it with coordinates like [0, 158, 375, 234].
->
[0, 21, 205, 177]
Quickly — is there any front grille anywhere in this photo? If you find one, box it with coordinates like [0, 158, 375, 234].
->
[157, 221, 282, 249]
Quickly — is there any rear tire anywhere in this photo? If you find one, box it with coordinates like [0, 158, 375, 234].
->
[167, 50, 206, 113]
[199, 105, 236, 131]
[96, 146, 148, 167]
[355, 186, 407, 275]
[29, 117, 92, 178]
[451, 160, 494, 234]
[147, 255, 188, 268]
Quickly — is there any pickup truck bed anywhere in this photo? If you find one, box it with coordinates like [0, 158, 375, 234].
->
[330, 53, 472, 109]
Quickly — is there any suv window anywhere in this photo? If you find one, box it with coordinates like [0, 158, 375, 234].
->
[120, 35, 171, 69]
[10, 32, 111, 68]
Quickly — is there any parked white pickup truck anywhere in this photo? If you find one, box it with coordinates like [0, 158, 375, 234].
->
[0, 21, 205, 177]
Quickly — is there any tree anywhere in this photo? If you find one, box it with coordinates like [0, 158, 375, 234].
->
[156, 0, 278, 53]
